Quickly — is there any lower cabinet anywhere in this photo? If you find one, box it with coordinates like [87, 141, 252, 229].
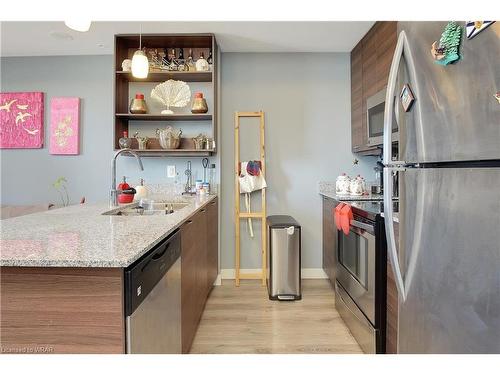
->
[322, 196, 337, 283]
[181, 198, 218, 354]
[206, 198, 218, 296]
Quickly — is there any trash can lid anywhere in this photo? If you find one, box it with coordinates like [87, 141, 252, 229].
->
[267, 215, 300, 228]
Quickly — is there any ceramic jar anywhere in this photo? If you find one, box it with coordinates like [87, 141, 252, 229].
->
[336, 173, 351, 195]
[349, 175, 366, 196]
[195, 53, 209, 71]
[129, 93, 148, 114]
[191, 92, 208, 113]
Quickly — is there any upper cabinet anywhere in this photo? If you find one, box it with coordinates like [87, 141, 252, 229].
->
[114, 34, 219, 157]
[351, 22, 397, 155]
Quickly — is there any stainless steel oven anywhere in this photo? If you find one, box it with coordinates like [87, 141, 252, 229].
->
[336, 216, 376, 324]
[367, 88, 398, 146]
[334, 212, 383, 353]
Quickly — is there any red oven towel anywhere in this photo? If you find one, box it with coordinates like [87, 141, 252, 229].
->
[340, 204, 353, 235]
[334, 203, 345, 230]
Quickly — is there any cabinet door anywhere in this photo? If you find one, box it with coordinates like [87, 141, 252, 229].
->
[351, 42, 364, 153]
[322, 197, 336, 283]
[195, 208, 208, 321]
[351, 21, 396, 155]
[181, 217, 198, 353]
[376, 21, 397, 90]
[206, 198, 218, 296]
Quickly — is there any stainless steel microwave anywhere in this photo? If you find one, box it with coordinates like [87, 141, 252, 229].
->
[366, 88, 398, 146]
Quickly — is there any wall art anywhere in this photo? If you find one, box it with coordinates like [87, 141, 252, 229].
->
[465, 21, 495, 39]
[0, 92, 44, 149]
[49, 97, 80, 155]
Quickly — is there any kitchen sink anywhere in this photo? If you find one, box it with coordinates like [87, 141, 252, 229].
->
[103, 202, 190, 216]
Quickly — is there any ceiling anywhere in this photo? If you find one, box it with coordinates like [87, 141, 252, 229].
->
[0, 21, 374, 56]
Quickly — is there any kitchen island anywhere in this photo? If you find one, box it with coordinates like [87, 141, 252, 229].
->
[0, 194, 218, 354]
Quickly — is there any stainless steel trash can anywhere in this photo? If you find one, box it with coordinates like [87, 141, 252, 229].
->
[267, 215, 301, 301]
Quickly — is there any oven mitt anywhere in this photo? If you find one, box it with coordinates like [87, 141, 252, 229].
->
[334, 203, 345, 231]
[340, 204, 353, 235]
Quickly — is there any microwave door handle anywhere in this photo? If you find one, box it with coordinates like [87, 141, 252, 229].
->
[384, 167, 406, 301]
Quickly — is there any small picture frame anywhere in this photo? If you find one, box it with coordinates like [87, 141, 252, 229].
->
[400, 84, 415, 112]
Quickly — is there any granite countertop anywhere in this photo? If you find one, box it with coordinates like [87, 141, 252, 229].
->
[0, 194, 216, 268]
[318, 181, 384, 201]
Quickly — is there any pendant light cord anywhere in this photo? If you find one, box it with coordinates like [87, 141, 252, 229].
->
[139, 24, 142, 50]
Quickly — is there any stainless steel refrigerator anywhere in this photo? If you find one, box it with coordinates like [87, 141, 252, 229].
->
[382, 21, 500, 353]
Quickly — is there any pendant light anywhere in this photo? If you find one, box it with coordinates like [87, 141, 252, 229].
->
[64, 20, 91, 32]
[131, 28, 149, 79]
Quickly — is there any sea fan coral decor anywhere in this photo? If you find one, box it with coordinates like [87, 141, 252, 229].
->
[151, 79, 191, 114]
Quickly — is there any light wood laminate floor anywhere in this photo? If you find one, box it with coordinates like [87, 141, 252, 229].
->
[190, 279, 363, 354]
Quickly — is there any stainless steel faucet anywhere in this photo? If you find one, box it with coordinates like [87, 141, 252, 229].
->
[110, 149, 144, 207]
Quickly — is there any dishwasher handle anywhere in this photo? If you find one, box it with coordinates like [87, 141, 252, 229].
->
[125, 229, 181, 316]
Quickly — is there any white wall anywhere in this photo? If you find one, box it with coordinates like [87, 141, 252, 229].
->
[220, 53, 377, 269]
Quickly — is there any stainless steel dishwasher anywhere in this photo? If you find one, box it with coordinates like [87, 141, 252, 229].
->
[125, 229, 181, 353]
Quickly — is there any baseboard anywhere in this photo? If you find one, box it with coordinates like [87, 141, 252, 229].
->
[220, 268, 327, 280]
[214, 273, 222, 286]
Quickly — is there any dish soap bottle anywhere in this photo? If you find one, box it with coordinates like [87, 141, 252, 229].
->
[134, 178, 148, 201]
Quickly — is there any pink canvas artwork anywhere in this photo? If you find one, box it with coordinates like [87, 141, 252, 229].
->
[49, 97, 80, 155]
[0, 92, 44, 149]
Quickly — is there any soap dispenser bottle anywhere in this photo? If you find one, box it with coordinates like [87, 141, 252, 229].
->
[134, 178, 148, 201]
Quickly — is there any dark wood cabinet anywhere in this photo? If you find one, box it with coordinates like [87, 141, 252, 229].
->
[351, 42, 364, 153]
[206, 198, 218, 296]
[351, 21, 397, 155]
[322, 196, 337, 284]
[181, 199, 218, 353]
[181, 207, 206, 353]
[113, 34, 218, 157]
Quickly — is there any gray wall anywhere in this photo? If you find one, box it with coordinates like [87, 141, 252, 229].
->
[221, 53, 376, 269]
[0, 56, 215, 206]
[1, 53, 376, 270]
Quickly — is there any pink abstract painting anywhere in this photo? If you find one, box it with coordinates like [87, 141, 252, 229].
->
[49, 97, 80, 155]
[0, 92, 44, 148]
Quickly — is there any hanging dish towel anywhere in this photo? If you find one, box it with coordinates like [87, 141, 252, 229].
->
[334, 203, 345, 231]
[239, 160, 267, 237]
[340, 204, 353, 235]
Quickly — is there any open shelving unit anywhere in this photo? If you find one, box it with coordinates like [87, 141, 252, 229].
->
[114, 33, 218, 157]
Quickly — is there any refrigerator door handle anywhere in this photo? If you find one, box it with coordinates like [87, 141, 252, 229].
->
[384, 30, 413, 166]
[384, 167, 406, 301]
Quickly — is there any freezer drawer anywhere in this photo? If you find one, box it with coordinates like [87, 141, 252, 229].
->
[396, 167, 500, 353]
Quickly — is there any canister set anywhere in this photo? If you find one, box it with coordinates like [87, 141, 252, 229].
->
[335, 173, 367, 196]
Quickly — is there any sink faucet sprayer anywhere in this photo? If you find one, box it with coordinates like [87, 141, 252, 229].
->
[110, 148, 144, 207]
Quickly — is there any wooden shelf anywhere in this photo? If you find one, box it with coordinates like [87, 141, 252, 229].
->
[118, 148, 213, 157]
[116, 71, 212, 83]
[116, 113, 212, 121]
[114, 34, 218, 156]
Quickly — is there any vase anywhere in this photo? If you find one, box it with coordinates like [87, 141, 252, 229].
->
[191, 92, 208, 114]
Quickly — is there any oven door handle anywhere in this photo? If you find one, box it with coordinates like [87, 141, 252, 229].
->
[351, 219, 374, 233]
